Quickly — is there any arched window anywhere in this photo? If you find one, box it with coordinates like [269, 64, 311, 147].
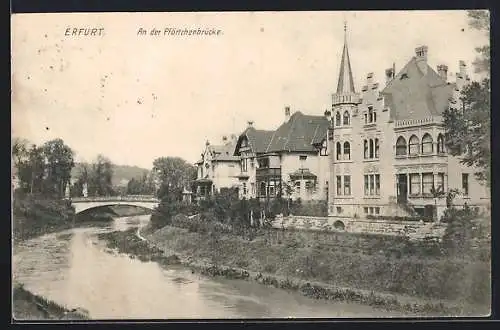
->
[336, 142, 342, 160]
[437, 134, 445, 154]
[260, 182, 266, 197]
[421, 133, 433, 154]
[409, 135, 419, 155]
[396, 136, 407, 156]
[375, 138, 380, 158]
[335, 111, 341, 126]
[343, 111, 350, 125]
[343, 142, 350, 160]
[364, 113, 368, 124]
[369, 139, 374, 158]
[364, 140, 368, 159]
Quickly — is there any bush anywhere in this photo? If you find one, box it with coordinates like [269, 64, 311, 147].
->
[441, 207, 476, 256]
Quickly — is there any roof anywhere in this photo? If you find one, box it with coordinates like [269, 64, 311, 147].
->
[289, 168, 317, 179]
[381, 57, 454, 121]
[265, 112, 330, 153]
[235, 127, 274, 155]
[207, 141, 239, 162]
[336, 34, 356, 94]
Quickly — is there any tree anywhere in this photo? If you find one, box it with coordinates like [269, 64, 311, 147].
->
[442, 11, 490, 185]
[443, 79, 490, 184]
[152, 157, 196, 200]
[42, 139, 75, 198]
[467, 10, 490, 76]
[127, 178, 142, 195]
[88, 155, 114, 196]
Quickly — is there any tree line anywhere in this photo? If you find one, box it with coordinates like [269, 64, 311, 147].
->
[12, 138, 118, 199]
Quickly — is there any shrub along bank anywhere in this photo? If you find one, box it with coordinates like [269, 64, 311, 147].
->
[12, 191, 76, 241]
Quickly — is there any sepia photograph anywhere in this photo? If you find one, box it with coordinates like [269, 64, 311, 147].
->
[11, 10, 491, 320]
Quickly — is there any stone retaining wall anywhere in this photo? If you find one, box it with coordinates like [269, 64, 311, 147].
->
[272, 215, 446, 240]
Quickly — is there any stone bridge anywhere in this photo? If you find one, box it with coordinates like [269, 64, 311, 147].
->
[69, 195, 159, 214]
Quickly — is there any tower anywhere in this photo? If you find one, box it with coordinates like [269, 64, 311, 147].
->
[328, 22, 360, 216]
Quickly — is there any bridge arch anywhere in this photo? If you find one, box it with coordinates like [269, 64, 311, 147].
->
[70, 197, 159, 215]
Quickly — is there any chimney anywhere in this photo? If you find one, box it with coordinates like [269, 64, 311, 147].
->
[284, 106, 291, 122]
[459, 60, 467, 77]
[415, 45, 428, 75]
[222, 135, 228, 143]
[247, 121, 254, 128]
[367, 72, 374, 85]
[205, 140, 210, 146]
[437, 64, 448, 81]
[385, 68, 394, 85]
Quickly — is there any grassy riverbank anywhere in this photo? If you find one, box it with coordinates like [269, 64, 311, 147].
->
[99, 226, 489, 316]
[12, 192, 76, 242]
[12, 284, 89, 320]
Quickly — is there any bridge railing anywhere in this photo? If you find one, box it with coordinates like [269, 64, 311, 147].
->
[70, 195, 159, 203]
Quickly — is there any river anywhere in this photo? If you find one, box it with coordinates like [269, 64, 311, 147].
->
[13, 215, 406, 319]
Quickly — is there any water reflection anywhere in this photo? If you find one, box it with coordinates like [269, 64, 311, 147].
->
[13, 215, 404, 319]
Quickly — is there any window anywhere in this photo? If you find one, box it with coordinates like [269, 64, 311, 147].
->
[364, 113, 368, 124]
[241, 158, 248, 172]
[336, 207, 343, 214]
[268, 185, 275, 197]
[242, 182, 247, 195]
[409, 135, 419, 155]
[251, 183, 255, 195]
[336, 176, 342, 195]
[375, 207, 380, 215]
[364, 175, 369, 195]
[344, 175, 351, 195]
[436, 173, 444, 191]
[373, 111, 377, 122]
[325, 181, 329, 200]
[422, 173, 433, 194]
[462, 173, 469, 195]
[343, 142, 350, 160]
[335, 111, 341, 126]
[364, 140, 368, 159]
[409, 174, 421, 195]
[437, 134, 445, 154]
[368, 107, 373, 123]
[260, 182, 267, 196]
[421, 133, 433, 154]
[369, 207, 374, 214]
[320, 140, 328, 156]
[369, 175, 374, 195]
[375, 174, 380, 195]
[364, 207, 368, 214]
[305, 180, 315, 193]
[336, 142, 342, 160]
[396, 136, 407, 156]
[369, 139, 374, 158]
[250, 158, 255, 168]
[375, 139, 380, 158]
[343, 111, 350, 125]
[299, 155, 307, 168]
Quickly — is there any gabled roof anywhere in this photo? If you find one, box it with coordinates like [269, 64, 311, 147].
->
[206, 141, 239, 162]
[381, 57, 454, 121]
[234, 127, 274, 155]
[265, 112, 329, 153]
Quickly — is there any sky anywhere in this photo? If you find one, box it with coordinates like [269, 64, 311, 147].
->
[11, 11, 489, 169]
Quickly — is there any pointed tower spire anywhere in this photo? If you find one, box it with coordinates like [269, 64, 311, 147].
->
[336, 21, 356, 94]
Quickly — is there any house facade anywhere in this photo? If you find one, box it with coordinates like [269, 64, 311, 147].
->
[193, 135, 240, 200]
[233, 112, 330, 202]
[327, 31, 490, 220]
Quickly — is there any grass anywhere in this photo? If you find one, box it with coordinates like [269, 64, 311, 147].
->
[12, 284, 89, 320]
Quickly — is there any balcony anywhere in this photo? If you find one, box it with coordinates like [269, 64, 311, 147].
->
[256, 167, 281, 178]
